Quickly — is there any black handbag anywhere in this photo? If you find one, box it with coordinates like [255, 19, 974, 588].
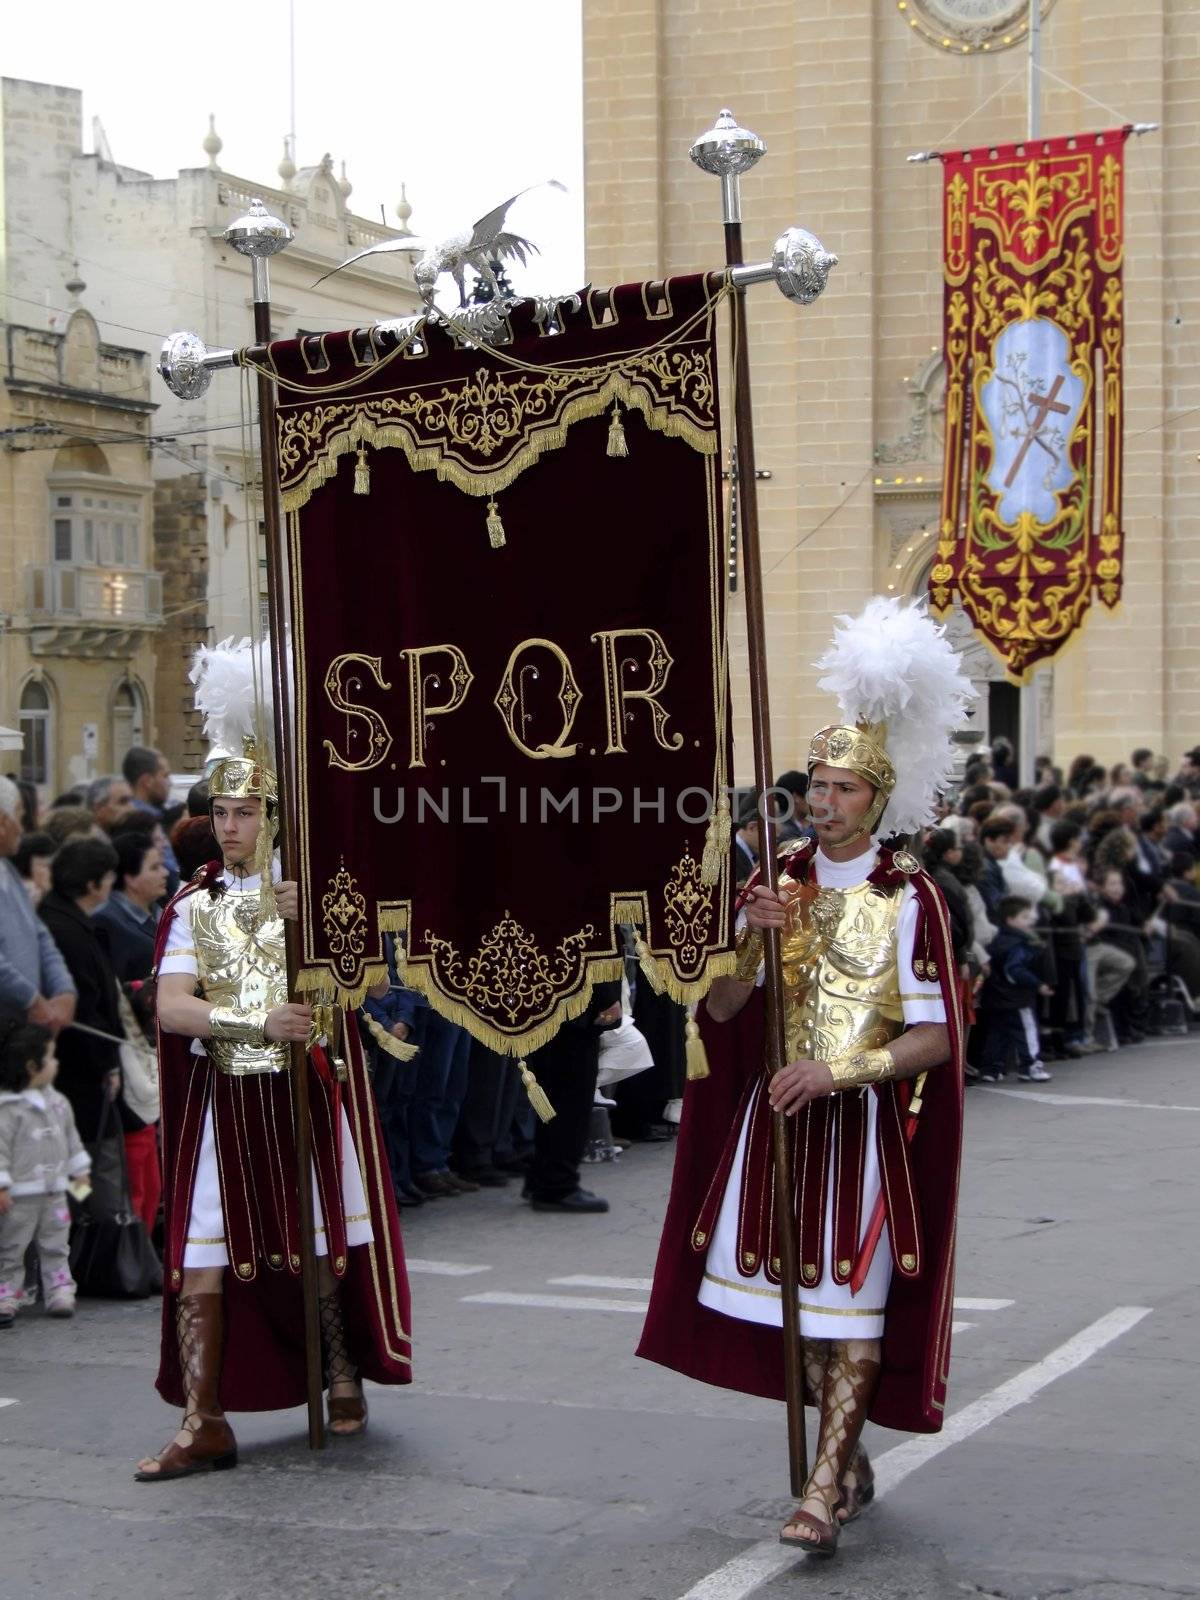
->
[69, 1099, 162, 1299]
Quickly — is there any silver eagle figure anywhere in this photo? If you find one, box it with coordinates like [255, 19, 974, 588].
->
[316, 180, 566, 307]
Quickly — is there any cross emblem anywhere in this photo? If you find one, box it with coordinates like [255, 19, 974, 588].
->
[1003, 373, 1071, 489]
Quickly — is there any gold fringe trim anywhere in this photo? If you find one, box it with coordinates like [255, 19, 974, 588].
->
[359, 1010, 419, 1061]
[612, 896, 647, 924]
[279, 371, 717, 514]
[518, 1059, 555, 1123]
[684, 1011, 710, 1081]
[295, 949, 737, 1056]
[700, 794, 732, 886]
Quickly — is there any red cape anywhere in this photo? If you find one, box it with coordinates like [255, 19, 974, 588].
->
[636, 844, 964, 1434]
[151, 865, 412, 1411]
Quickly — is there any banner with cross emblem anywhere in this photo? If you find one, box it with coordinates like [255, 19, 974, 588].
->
[928, 128, 1130, 681]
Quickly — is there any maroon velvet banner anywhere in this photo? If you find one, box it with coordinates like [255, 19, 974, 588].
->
[267, 276, 734, 1052]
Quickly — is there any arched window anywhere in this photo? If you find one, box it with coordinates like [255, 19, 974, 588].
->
[111, 681, 146, 770]
[19, 679, 53, 788]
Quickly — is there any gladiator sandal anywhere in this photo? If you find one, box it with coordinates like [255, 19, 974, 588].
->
[779, 1340, 881, 1556]
[837, 1442, 876, 1524]
[320, 1288, 367, 1436]
[134, 1294, 237, 1482]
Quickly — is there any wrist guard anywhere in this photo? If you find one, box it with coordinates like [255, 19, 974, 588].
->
[208, 1004, 270, 1049]
[732, 926, 765, 983]
[827, 1045, 896, 1090]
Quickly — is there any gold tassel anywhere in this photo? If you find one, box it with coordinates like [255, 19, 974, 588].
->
[606, 399, 629, 458]
[486, 497, 506, 548]
[685, 1012, 710, 1081]
[700, 793, 732, 885]
[633, 931, 665, 994]
[353, 443, 370, 495]
[254, 817, 277, 924]
[518, 1058, 555, 1123]
[360, 1011, 419, 1061]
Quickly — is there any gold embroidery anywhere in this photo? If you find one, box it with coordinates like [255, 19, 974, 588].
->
[322, 862, 369, 989]
[901, 1253, 917, 1271]
[423, 912, 595, 1032]
[493, 638, 582, 760]
[662, 847, 714, 973]
[400, 644, 473, 769]
[702, 1270, 886, 1316]
[185, 1236, 227, 1246]
[591, 628, 684, 754]
[322, 654, 394, 772]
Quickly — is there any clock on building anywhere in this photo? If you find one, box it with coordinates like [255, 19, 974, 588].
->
[899, 0, 1059, 54]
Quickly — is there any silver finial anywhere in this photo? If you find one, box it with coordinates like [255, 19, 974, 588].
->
[225, 197, 293, 259]
[689, 109, 765, 225]
[158, 331, 224, 400]
[770, 228, 838, 305]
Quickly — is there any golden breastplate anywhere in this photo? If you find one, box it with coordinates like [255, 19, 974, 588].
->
[191, 888, 289, 1075]
[781, 878, 906, 1065]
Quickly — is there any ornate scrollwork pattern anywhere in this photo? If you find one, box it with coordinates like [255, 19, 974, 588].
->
[662, 847, 713, 973]
[322, 862, 369, 983]
[422, 913, 597, 1031]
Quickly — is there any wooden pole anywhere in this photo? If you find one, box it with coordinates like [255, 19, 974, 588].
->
[232, 210, 326, 1452]
[723, 221, 809, 1498]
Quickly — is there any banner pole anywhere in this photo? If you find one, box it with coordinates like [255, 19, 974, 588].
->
[225, 199, 326, 1453]
[690, 109, 808, 1499]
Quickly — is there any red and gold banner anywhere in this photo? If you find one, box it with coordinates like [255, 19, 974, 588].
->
[264, 276, 734, 1054]
[929, 128, 1129, 680]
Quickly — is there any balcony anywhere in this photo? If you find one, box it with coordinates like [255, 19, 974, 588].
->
[23, 564, 164, 659]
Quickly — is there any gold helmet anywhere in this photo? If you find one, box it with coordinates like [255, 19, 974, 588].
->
[208, 735, 278, 803]
[807, 720, 895, 838]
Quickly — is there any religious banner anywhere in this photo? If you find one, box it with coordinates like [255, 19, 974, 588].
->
[929, 127, 1129, 680]
[266, 275, 734, 1054]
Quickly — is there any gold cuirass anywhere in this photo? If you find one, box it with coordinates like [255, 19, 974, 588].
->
[190, 888, 289, 1075]
[780, 878, 907, 1065]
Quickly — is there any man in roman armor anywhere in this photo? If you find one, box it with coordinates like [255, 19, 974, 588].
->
[135, 640, 411, 1481]
[639, 599, 974, 1556]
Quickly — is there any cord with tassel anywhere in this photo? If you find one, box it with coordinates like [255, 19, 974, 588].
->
[700, 792, 732, 886]
[360, 1011, 419, 1061]
[606, 399, 629, 458]
[517, 1058, 555, 1123]
[353, 443, 370, 495]
[684, 1010, 710, 1081]
[632, 930, 664, 994]
[486, 497, 506, 548]
[253, 811, 278, 924]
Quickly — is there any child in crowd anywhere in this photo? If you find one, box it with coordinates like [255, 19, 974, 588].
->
[0, 1021, 91, 1327]
[977, 896, 1055, 1083]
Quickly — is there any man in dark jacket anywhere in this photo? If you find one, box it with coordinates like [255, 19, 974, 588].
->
[977, 896, 1053, 1083]
[523, 982, 622, 1213]
[978, 816, 1019, 921]
[38, 836, 122, 1143]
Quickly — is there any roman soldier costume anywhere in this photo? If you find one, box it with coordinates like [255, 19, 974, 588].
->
[638, 598, 974, 1553]
[136, 640, 411, 1482]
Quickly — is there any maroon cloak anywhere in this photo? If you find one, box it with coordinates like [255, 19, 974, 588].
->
[152, 865, 412, 1411]
[637, 844, 964, 1434]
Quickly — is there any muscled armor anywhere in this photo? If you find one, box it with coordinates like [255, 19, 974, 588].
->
[189, 887, 289, 1076]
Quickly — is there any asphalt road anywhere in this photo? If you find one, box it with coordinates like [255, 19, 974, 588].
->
[2, 1038, 1197, 1600]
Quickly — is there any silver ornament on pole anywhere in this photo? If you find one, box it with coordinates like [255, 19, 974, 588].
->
[689, 108, 765, 225]
[225, 196, 293, 305]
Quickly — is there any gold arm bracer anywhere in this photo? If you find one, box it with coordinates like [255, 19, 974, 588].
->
[827, 1045, 897, 1090]
[208, 1004, 270, 1050]
[732, 925, 765, 983]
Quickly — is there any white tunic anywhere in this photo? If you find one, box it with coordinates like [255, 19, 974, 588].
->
[159, 866, 373, 1268]
[697, 845, 946, 1339]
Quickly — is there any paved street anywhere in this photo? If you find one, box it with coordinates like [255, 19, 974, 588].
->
[2, 1039, 1198, 1600]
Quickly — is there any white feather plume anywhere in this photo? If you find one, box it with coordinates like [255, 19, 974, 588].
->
[813, 597, 977, 838]
[189, 636, 275, 758]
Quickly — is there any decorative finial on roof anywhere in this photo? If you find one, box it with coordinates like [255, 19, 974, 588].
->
[395, 182, 413, 235]
[278, 137, 296, 190]
[203, 114, 223, 171]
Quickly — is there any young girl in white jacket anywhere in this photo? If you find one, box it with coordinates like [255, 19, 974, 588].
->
[0, 1020, 91, 1326]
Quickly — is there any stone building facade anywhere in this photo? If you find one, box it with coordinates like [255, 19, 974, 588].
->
[1, 75, 421, 788]
[582, 0, 1198, 778]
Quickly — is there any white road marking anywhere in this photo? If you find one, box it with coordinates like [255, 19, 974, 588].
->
[0, 1398, 18, 1411]
[980, 1087, 1200, 1112]
[549, 1274, 654, 1292]
[462, 1290, 647, 1315]
[951, 1321, 973, 1334]
[954, 1297, 1014, 1311]
[675, 1305, 1152, 1600]
[404, 1258, 492, 1277]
